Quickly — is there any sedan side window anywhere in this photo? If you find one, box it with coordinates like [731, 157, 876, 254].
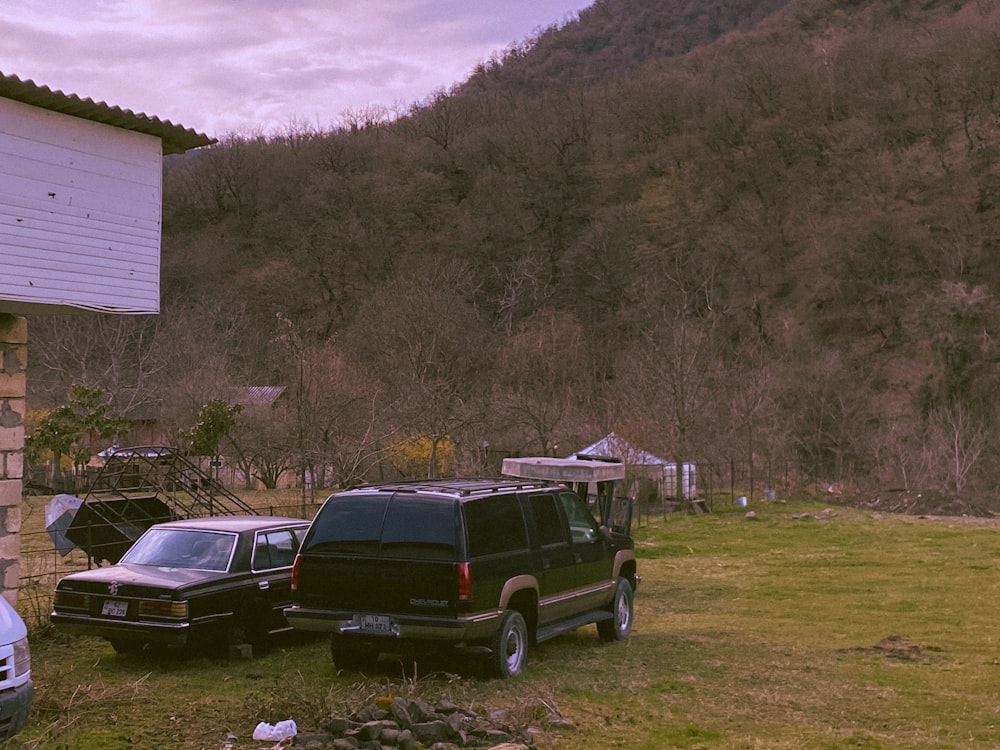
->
[253, 530, 298, 571]
[557, 491, 600, 544]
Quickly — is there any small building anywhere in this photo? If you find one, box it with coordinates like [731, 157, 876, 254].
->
[108, 385, 288, 448]
[0, 72, 214, 315]
[0, 71, 214, 602]
[573, 432, 697, 501]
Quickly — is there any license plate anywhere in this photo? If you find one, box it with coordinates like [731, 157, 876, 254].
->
[102, 600, 128, 617]
[360, 614, 395, 634]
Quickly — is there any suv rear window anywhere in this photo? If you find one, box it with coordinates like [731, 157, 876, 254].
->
[380, 497, 458, 560]
[464, 494, 529, 557]
[302, 494, 389, 556]
[301, 493, 458, 560]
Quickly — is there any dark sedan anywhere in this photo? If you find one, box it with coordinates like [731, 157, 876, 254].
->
[51, 516, 309, 655]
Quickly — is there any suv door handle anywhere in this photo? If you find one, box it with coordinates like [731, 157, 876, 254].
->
[258, 580, 270, 591]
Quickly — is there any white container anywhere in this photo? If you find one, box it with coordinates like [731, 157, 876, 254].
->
[736, 496, 747, 507]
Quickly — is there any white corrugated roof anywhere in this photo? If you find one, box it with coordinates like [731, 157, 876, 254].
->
[0, 71, 215, 154]
[572, 432, 668, 465]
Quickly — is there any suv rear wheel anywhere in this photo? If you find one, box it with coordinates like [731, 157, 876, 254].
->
[330, 635, 378, 672]
[489, 610, 528, 678]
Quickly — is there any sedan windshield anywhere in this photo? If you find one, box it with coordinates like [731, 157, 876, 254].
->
[120, 529, 236, 572]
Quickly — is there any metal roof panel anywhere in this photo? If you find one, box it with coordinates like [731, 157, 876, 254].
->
[0, 71, 215, 154]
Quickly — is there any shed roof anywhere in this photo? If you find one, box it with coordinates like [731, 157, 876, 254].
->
[573, 432, 669, 466]
[0, 71, 215, 154]
[232, 386, 287, 408]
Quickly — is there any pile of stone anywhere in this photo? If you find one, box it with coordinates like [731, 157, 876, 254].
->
[284, 695, 574, 750]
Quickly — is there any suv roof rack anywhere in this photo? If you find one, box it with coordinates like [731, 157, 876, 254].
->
[349, 477, 555, 498]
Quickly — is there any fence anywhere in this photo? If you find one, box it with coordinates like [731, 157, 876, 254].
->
[16, 456, 812, 627]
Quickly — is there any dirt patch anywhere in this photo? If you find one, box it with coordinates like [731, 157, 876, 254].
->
[834, 489, 998, 519]
[838, 635, 941, 663]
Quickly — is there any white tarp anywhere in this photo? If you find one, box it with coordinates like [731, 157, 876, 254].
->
[45, 493, 83, 556]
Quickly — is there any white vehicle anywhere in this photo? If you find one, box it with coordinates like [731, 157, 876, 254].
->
[0, 596, 32, 741]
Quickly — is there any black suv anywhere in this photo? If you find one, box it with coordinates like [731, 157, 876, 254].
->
[285, 470, 637, 677]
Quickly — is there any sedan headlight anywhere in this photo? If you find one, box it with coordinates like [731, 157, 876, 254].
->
[12, 636, 29, 677]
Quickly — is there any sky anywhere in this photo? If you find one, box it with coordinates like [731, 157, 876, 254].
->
[3, 0, 594, 139]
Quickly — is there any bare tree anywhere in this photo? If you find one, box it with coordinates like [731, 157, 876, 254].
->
[270, 316, 388, 495]
[347, 261, 494, 477]
[924, 404, 988, 495]
[495, 309, 589, 456]
[27, 314, 166, 410]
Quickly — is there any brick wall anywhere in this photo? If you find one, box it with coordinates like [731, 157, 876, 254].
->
[0, 315, 25, 606]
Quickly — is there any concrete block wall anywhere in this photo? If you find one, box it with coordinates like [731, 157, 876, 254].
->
[0, 315, 25, 606]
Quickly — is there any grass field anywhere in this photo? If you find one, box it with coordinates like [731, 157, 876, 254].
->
[9, 496, 1000, 749]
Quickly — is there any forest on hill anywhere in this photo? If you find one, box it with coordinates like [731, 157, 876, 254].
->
[26, 0, 1000, 503]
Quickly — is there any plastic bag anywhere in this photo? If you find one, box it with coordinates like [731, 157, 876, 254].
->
[252, 719, 297, 741]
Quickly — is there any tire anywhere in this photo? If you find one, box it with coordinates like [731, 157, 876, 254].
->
[488, 610, 528, 678]
[330, 635, 378, 672]
[109, 637, 147, 654]
[225, 611, 267, 650]
[598, 577, 634, 642]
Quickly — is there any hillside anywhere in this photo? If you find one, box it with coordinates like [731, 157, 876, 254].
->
[460, 0, 795, 95]
[27, 0, 1000, 504]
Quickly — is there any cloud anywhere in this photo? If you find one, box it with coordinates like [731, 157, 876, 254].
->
[4, 0, 589, 136]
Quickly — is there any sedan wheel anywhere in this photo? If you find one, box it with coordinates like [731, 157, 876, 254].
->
[109, 637, 147, 654]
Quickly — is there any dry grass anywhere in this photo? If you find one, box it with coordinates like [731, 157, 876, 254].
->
[10, 497, 1000, 748]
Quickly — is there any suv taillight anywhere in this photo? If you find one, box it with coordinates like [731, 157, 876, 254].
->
[457, 562, 473, 602]
[291, 554, 300, 592]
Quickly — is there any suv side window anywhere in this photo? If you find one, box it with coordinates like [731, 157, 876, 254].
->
[465, 494, 529, 557]
[529, 492, 569, 547]
[557, 490, 601, 544]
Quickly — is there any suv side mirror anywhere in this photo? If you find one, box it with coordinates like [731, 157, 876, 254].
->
[598, 525, 612, 541]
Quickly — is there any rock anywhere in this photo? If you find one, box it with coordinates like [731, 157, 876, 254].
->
[390, 697, 413, 729]
[484, 728, 514, 743]
[396, 728, 417, 750]
[321, 717, 355, 734]
[411, 720, 455, 744]
[352, 720, 398, 741]
[227, 643, 253, 659]
[409, 698, 436, 723]
[544, 715, 576, 730]
[292, 694, 556, 749]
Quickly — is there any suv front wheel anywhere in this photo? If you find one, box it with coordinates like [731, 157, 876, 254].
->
[489, 610, 528, 678]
